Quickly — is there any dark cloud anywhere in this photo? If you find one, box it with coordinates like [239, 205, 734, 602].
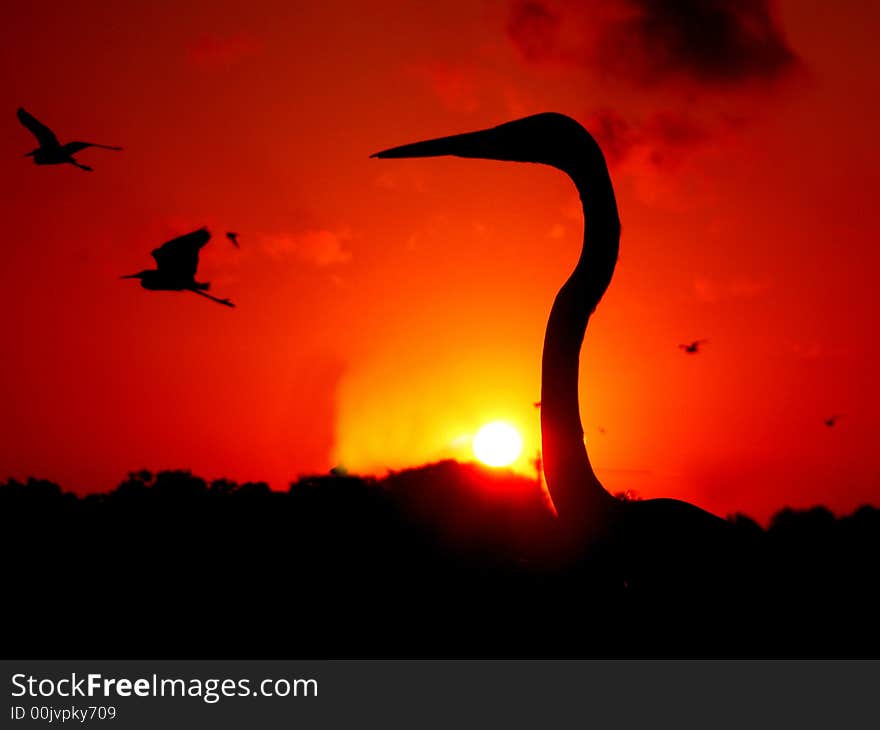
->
[603, 0, 799, 85]
[507, 0, 800, 87]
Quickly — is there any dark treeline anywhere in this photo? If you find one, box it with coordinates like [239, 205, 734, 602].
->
[2, 463, 878, 657]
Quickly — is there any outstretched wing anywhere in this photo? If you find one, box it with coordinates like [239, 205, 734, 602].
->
[151, 227, 211, 278]
[17, 108, 59, 147]
[63, 141, 123, 154]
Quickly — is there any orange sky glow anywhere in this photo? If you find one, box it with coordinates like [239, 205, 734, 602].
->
[1, 0, 878, 522]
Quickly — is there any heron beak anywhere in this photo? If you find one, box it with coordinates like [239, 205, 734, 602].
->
[120, 273, 140, 279]
[24, 152, 34, 157]
[371, 122, 522, 163]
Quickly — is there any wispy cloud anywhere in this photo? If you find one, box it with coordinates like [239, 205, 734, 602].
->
[261, 229, 353, 267]
[187, 34, 262, 70]
[588, 108, 715, 172]
[693, 275, 770, 303]
[409, 62, 482, 113]
[507, 0, 562, 63]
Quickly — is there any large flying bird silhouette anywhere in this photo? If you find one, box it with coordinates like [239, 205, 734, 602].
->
[17, 108, 122, 172]
[122, 228, 234, 307]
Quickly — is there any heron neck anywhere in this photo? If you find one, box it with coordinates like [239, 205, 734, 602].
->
[540, 153, 620, 544]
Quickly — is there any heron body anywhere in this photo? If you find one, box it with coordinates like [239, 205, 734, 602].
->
[374, 113, 735, 574]
[17, 107, 122, 172]
[131, 270, 210, 292]
[123, 227, 234, 307]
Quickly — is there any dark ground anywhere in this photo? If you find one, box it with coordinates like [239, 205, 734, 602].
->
[2, 462, 878, 658]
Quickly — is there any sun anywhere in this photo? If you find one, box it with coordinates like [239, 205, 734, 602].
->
[472, 421, 523, 467]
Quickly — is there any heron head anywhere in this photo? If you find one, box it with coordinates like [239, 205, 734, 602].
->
[371, 113, 605, 174]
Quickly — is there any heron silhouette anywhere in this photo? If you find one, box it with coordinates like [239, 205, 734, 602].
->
[373, 113, 733, 569]
[122, 227, 234, 307]
[679, 339, 708, 354]
[17, 108, 122, 172]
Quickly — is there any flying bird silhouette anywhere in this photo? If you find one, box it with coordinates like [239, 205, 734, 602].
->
[824, 415, 841, 427]
[374, 113, 734, 572]
[122, 227, 234, 307]
[679, 339, 708, 354]
[226, 231, 240, 248]
[17, 108, 122, 172]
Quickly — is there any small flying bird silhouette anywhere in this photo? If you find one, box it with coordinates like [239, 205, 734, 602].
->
[679, 339, 708, 354]
[17, 108, 122, 172]
[122, 227, 234, 307]
[824, 415, 841, 427]
[226, 231, 240, 248]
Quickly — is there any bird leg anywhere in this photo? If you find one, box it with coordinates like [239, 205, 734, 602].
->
[68, 159, 93, 172]
[189, 288, 235, 307]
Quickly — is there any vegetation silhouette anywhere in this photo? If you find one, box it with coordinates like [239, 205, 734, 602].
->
[122, 227, 235, 307]
[1, 466, 877, 658]
[17, 108, 122, 172]
[679, 339, 709, 354]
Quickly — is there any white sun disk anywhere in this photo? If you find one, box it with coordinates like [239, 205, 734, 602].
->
[473, 421, 523, 467]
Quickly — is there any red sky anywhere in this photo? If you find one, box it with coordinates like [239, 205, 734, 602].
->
[1, 0, 878, 521]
